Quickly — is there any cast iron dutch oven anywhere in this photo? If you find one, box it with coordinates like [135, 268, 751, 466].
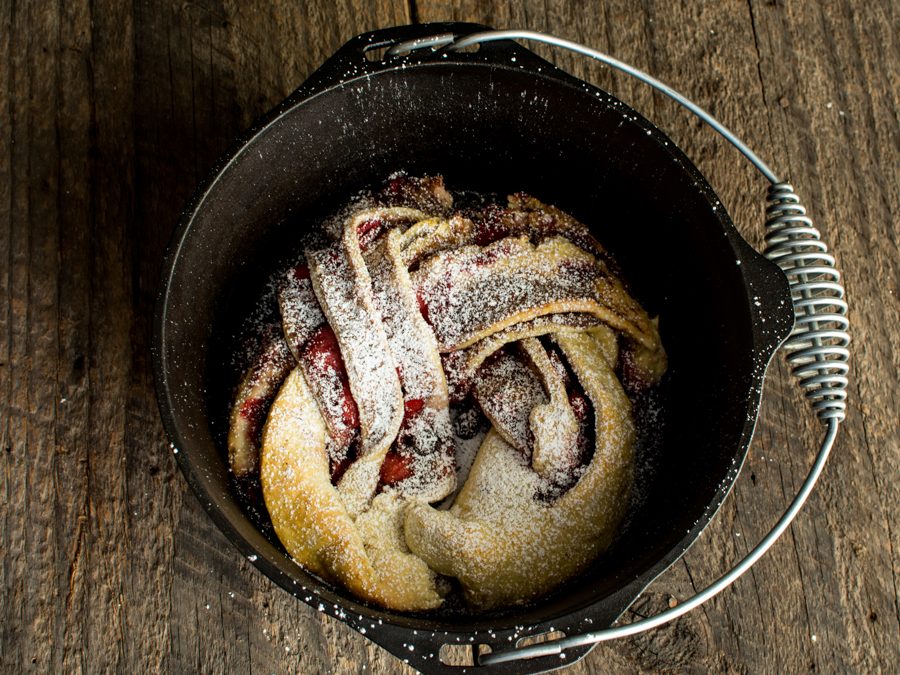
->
[153, 22, 794, 673]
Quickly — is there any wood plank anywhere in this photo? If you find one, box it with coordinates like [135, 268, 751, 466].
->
[4, 2, 61, 671]
[53, 2, 93, 671]
[82, 0, 136, 670]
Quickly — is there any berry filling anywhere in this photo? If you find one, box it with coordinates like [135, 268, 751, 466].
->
[416, 289, 432, 325]
[403, 398, 424, 418]
[238, 396, 268, 440]
[377, 400, 425, 488]
[472, 204, 512, 246]
[379, 450, 414, 486]
[300, 324, 360, 439]
[453, 396, 487, 439]
[357, 217, 386, 252]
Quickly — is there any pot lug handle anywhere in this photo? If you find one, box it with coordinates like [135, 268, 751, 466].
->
[364, 623, 594, 675]
[360, 568, 651, 673]
[289, 23, 473, 98]
[733, 234, 795, 364]
[292, 22, 547, 100]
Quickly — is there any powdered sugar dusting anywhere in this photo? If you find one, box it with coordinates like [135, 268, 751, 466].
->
[228, 176, 667, 614]
[278, 265, 325, 358]
[414, 236, 613, 351]
[308, 237, 402, 459]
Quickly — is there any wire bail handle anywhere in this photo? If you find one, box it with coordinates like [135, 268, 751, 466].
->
[385, 29, 849, 668]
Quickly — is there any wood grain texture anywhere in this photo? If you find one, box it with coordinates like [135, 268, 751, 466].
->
[1, 0, 896, 673]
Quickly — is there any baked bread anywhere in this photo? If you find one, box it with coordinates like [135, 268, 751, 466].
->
[228, 175, 665, 612]
[227, 332, 294, 477]
[261, 368, 444, 610]
[404, 332, 634, 609]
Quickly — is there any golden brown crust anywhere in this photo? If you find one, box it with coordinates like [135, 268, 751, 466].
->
[227, 333, 295, 477]
[260, 369, 444, 611]
[405, 333, 634, 609]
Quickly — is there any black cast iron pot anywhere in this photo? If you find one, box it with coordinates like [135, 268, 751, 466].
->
[153, 22, 794, 674]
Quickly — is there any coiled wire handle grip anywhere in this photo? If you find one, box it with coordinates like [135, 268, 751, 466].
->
[765, 184, 848, 423]
[388, 29, 850, 666]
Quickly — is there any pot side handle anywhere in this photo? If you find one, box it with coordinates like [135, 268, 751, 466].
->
[289, 22, 551, 102]
[366, 624, 595, 675]
[733, 233, 795, 364]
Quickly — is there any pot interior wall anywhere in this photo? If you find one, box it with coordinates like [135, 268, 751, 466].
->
[160, 62, 755, 631]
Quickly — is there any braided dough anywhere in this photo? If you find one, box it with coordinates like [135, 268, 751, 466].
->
[405, 333, 634, 609]
[414, 235, 661, 352]
[227, 332, 295, 477]
[261, 369, 444, 610]
[228, 176, 666, 612]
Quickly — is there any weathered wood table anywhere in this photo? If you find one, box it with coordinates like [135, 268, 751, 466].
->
[2, 1, 897, 672]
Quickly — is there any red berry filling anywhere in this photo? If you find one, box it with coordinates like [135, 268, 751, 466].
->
[416, 290, 432, 325]
[238, 396, 267, 437]
[403, 398, 424, 418]
[379, 451, 414, 486]
[357, 217, 386, 252]
[565, 382, 594, 472]
[473, 204, 511, 246]
[300, 325, 360, 432]
[569, 389, 589, 422]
